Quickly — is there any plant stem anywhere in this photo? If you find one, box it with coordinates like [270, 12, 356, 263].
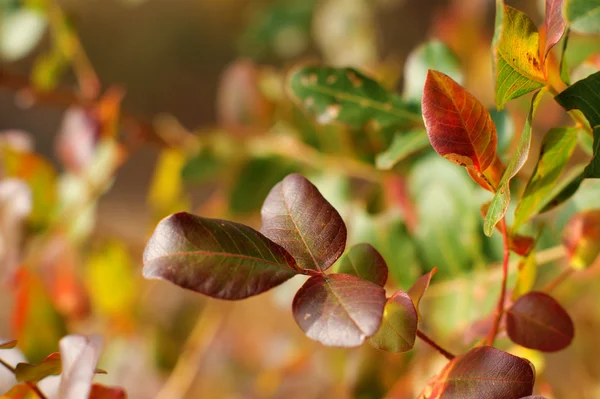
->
[544, 267, 575, 293]
[416, 328, 455, 361]
[487, 218, 510, 346]
[0, 357, 48, 399]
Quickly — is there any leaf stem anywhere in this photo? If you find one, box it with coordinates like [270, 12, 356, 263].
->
[487, 218, 510, 346]
[416, 328, 455, 360]
[0, 357, 48, 399]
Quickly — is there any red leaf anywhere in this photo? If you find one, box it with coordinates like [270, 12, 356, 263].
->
[407, 268, 437, 319]
[261, 174, 347, 272]
[143, 213, 298, 300]
[0, 383, 37, 399]
[422, 70, 497, 172]
[292, 274, 386, 347]
[88, 384, 127, 399]
[418, 346, 535, 398]
[506, 291, 574, 352]
[543, 0, 567, 60]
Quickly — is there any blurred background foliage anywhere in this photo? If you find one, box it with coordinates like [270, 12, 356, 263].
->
[1, 0, 600, 398]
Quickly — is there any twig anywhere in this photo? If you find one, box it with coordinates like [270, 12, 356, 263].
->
[416, 328, 455, 361]
[487, 218, 510, 346]
[0, 357, 48, 399]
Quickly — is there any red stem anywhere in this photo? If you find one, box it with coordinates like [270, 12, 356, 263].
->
[0, 357, 48, 399]
[487, 218, 510, 346]
[416, 328, 455, 360]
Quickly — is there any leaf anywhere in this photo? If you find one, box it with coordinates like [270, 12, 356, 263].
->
[368, 290, 417, 353]
[88, 384, 127, 399]
[583, 126, 600, 178]
[180, 148, 223, 184]
[375, 129, 429, 170]
[0, 384, 37, 399]
[417, 346, 535, 399]
[543, 0, 567, 60]
[563, 209, 600, 269]
[554, 71, 600, 128]
[147, 148, 190, 221]
[514, 127, 580, 229]
[422, 70, 497, 172]
[0, 340, 17, 349]
[15, 353, 61, 383]
[506, 291, 574, 352]
[58, 335, 103, 399]
[403, 40, 463, 103]
[292, 274, 386, 347]
[332, 243, 388, 287]
[407, 268, 437, 318]
[484, 89, 544, 236]
[565, 0, 600, 34]
[229, 156, 300, 215]
[288, 66, 422, 130]
[143, 212, 298, 299]
[495, 6, 546, 109]
[260, 173, 347, 272]
[490, 108, 515, 155]
[512, 250, 537, 300]
[539, 165, 586, 212]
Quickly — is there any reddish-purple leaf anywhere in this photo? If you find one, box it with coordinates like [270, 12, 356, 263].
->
[506, 291, 574, 352]
[418, 346, 535, 399]
[407, 267, 437, 319]
[422, 70, 497, 173]
[563, 210, 600, 270]
[15, 353, 61, 382]
[292, 274, 386, 347]
[88, 384, 127, 399]
[143, 212, 298, 300]
[544, 0, 567, 60]
[368, 290, 417, 353]
[261, 173, 347, 272]
[332, 243, 388, 287]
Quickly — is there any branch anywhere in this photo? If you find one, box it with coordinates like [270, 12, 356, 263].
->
[487, 218, 510, 346]
[416, 328, 455, 361]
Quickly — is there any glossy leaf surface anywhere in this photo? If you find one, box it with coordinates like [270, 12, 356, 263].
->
[15, 353, 61, 382]
[563, 210, 600, 269]
[422, 70, 497, 172]
[484, 90, 543, 236]
[292, 274, 386, 347]
[495, 6, 545, 109]
[368, 290, 417, 353]
[288, 66, 422, 129]
[332, 243, 388, 287]
[514, 127, 579, 229]
[417, 346, 535, 398]
[506, 291, 574, 352]
[403, 40, 463, 103]
[566, 0, 600, 34]
[143, 213, 298, 300]
[544, 0, 567, 59]
[261, 174, 347, 272]
[375, 129, 429, 170]
[554, 71, 600, 128]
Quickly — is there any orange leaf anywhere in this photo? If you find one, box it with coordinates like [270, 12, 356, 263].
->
[422, 70, 497, 173]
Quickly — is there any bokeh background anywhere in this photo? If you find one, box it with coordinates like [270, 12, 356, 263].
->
[1, 0, 600, 398]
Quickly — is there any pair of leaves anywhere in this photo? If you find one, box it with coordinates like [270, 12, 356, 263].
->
[144, 174, 392, 347]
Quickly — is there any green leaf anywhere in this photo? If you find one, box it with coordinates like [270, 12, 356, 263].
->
[292, 274, 386, 347]
[368, 290, 417, 353]
[484, 89, 544, 236]
[403, 40, 463, 103]
[565, 0, 600, 34]
[555, 71, 600, 127]
[490, 108, 515, 155]
[288, 66, 422, 130]
[143, 212, 299, 299]
[180, 148, 223, 184]
[514, 127, 579, 229]
[229, 156, 300, 214]
[332, 243, 388, 287]
[15, 353, 61, 382]
[375, 129, 429, 170]
[539, 165, 586, 212]
[495, 6, 546, 109]
[260, 173, 347, 272]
